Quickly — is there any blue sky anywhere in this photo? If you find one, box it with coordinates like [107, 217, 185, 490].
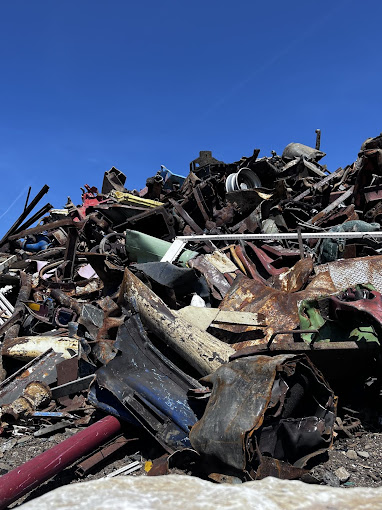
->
[0, 1, 381, 234]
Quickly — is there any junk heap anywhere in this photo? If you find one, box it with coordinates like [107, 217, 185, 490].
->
[1, 130, 382, 506]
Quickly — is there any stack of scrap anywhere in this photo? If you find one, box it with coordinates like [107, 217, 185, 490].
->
[1, 131, 382, 506]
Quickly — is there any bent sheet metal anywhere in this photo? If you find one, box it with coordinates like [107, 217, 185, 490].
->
[189, 354, 336, 477]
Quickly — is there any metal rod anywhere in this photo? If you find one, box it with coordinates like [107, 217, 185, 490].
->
[293, 166, 343, 202]
[315, 128, 321, 150]
[0, 184, 50, 246]
[23, 187, 32, 212]
[297, 226, 304, 259]
[176, 231, 382, 241]
[0, 415, 121, 510]
[308, 186, 354, 224]
[12, 203, 53, 235]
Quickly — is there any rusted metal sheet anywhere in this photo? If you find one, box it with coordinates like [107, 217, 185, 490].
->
[121, 269, 233, 374]
[189, 255, 232, 299]
[89, 309, 204, 451]
[121, 268, 235, 375]
[271, 257, 313, 293]
[218, 269, 337, 349]
[189, 354, 335, 474]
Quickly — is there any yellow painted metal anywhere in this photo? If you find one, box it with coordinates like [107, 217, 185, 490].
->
[113, 191, 164, 208]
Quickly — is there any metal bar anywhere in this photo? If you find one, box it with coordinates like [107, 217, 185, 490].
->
[160, 239, 187, 263]
[23, 187, 32, 212]
[106, 460, 141, 478]
[51, 375, 95, 399]
[76, 436, 137, 477]
[0, 254, 17, 273]
[230, 341, 366, 360]
[193, 187, 210, 223]
[0, 415, 121, 510]
[0, 271, 31, 339]
[62, 226, 79, 281]
[33, 421, 72, 437]
[8, 217, 80, 241]
[169, 198, 204, 234]
[12, 203, 53, 235]
[308, 186, 354, 224]
[293, 166, 343, 202]
[31, 411, 74, 418]
[176, 231, 382, 242]
[315, 129, 321, 150]
[0, 184, 50, 246]
[267, 329, 318, 349]
[297, 226, 304, 259]
[0, 292, 14, 315]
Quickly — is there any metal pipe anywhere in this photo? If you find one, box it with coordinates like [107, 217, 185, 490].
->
[0, 415, 121, 510]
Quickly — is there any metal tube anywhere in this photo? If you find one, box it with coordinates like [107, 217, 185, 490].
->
[0, 415, 121, 509]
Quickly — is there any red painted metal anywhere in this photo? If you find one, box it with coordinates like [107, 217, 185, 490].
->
[0, 415, 121, 509]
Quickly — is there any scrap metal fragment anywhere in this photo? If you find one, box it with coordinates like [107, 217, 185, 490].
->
[1, 381, 51, 423]
[0, 349, 64, 406]
[189, 354, 336, 475]
[76, 435, 138, 477]
[89, 309, 203, 450]
[218, 269, 337, 348]
[1, 335, 79, 361]
[120, 268, 235, 375]
[177, 307, 266, 331]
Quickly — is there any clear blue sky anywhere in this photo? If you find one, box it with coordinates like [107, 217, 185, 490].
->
[0, 1, 381, 235]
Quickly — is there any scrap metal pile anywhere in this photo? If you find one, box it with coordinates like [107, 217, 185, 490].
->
[1, 130, 382, 506]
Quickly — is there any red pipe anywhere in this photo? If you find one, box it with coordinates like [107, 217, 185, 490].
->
[0, 415, 121, 509]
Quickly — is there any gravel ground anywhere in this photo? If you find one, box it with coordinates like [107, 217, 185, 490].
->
[312, 432, 382, 488]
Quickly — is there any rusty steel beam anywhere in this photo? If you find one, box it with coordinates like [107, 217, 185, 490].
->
[0, 415, 121, 510]
[75, 435, 138, 476]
